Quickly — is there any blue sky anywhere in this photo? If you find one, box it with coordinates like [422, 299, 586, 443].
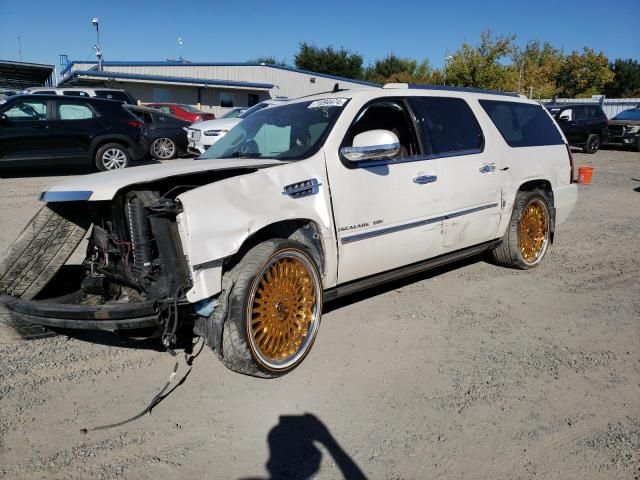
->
[1, 0, 638, 71]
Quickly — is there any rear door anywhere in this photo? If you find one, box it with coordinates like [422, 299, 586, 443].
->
[0, 97, 53, 167]
[410, 96, 501, 251]
[47, 99, 101, 164]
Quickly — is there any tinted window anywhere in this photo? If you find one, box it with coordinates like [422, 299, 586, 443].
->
[480, 100, 564, 148]
[574, 106, 587, 120]
[248, 93, 260, 107]
[411, 97, 483, 155]
[587, 105, 604, 119]
[2, 99, 47, 120]
[95, 90, 130, 103]
[32, 91, 55, 95]
[57, 102, 94, 120]
[63, 91, 89, 97]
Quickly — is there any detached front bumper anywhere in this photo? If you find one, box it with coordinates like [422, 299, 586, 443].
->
[0, 294, 161, 332]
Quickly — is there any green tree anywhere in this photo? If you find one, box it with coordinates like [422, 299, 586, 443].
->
[511, 41, 564, 98]
[294, 43, 364, 79]
[555, 48, 614, 97]
[250, 56, 288, 66]
[604, 59, 640, 98]
[365, 54, 434, 84]
[445, 30, 515, 90]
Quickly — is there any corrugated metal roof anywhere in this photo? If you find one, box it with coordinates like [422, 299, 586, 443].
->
[0, 59, 55, 89]
[60, 61, 380, 88]
[62, 70, 274, 90]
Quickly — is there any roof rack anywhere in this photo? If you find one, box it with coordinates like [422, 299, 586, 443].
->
[383, 83, 519, 97]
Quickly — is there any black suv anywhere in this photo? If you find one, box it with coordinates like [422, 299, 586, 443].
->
[0, 95, 148, 171]
[545, 103, 608, 154]
[604, 107, 640, 152]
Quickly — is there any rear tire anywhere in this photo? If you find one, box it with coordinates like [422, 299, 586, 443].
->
[492, 190, 552, 270]
[583, 134, 600, 154]
[217, 239, 323, 378]
[95, 143, 130, 171]
[150, 138, 177, 160]
[0, 204, 89, 340]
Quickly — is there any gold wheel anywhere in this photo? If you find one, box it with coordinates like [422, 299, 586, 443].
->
[247, 249, 321, 371]
[518, 198, 549, 265]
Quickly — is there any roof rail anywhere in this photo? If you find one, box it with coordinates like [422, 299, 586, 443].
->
[383, 83, 520, 97]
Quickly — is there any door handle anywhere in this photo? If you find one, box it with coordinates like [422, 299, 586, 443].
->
[32, 124, 49, 129]
[413, 175, 437, 184]
[479, 162, 496, 173]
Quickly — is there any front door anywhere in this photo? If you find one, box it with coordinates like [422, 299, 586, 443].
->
[0, 98, 52, 167]
[325, 98, 445, 284]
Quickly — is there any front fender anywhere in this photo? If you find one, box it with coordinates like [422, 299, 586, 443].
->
[176, 158, 337, 302]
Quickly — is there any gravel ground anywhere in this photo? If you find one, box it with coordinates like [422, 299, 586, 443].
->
[1, 150, 639, 480]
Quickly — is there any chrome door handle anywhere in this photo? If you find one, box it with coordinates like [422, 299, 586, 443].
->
[479, 163, 496, 173]
[413, 175, 437, 184]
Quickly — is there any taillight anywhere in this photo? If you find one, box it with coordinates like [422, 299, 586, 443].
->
[127, 120, 143, 128]
[195, 115, 202, 122]
[566, 144, 575, 183]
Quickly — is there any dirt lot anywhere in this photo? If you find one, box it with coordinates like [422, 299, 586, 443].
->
[1, 150, 639, 480]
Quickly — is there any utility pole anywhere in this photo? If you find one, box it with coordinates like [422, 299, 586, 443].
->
[17, 36, 22, 61]
[178, 36, 183, 61]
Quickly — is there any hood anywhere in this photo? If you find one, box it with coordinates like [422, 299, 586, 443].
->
[41, 158, 284, 202]
[190, 118, 241, 131]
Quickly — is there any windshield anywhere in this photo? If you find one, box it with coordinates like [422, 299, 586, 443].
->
[199, 99, 348, 161]
[613, 108, 640, 121]
[221, 108, 244, 119]
[180, 104, 201, 113]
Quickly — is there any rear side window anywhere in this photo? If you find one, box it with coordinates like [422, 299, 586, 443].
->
[575, 106, 587, 120]
[63, 91, 89, 97]
[479, 100, 564, 147]
[587, 105, 604, 119]
[410, 97, 483, 155]
[57, 102, 94, 120]
[95, 90, 130, 103]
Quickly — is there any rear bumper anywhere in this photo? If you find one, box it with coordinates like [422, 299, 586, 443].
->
[554, 183, 578, 225]
[0, 294, 160, 332]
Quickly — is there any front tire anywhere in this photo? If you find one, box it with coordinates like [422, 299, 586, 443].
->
[218, 239, 323, 378]
[95, 143, 130, 171]
[583, 134, 600, 154]
[150, 138, 177, 160]
[492, 190, 552, 270]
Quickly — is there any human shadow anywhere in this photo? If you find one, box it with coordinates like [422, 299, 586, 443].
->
[242, 413, 367, 480]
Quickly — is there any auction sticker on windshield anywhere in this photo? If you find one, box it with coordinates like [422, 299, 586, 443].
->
[308, 98, 348, 109]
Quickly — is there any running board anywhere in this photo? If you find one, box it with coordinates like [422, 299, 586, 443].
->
[324, 240, 500, 301]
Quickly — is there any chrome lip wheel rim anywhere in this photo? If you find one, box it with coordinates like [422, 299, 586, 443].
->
[102, 149, 127, 170]
[247, 249, 322, 371]
[518, 198, 550, 266]
[152, 138, 176, 159]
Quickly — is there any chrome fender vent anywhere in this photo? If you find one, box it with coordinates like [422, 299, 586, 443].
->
[282, 178, 321, 199]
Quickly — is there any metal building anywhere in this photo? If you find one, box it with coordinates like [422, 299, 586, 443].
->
[57, 60, 379, 117]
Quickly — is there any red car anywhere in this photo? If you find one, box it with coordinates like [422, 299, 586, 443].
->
[146, 103, 215, 123]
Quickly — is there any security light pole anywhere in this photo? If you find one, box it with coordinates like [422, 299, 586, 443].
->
[92, 17, 103, 71]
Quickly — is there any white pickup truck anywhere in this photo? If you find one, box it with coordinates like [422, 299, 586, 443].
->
[0, 85, 577, 378]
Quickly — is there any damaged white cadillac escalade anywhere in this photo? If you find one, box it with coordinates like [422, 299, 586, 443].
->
[0, 85, 578, 377]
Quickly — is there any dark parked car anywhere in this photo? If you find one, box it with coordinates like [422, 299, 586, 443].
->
[546, 103, 608, 154]
[0, 95, 147, 171]
[125, 105, 189, 160]
[603, 107, 640, 152]
[145, 103, 215, 123]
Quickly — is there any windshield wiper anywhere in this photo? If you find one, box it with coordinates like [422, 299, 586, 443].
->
[230, 151, 262, 158]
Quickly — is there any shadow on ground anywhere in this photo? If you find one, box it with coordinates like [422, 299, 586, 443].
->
[241, 413, 367, 480]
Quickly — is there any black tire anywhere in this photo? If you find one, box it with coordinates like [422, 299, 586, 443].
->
[583, 134, 600, 154]
[150, 138, 177, 160]
[217, 239, 323, 378]
[491, 189, 552, 270]
[95, 143, 130, 171]
[635, 137, 640, 153]
[0, 204, 89, 341]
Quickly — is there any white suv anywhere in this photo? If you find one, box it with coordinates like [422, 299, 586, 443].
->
[186, 98, 287, 154]
[0, 85, 577, 378]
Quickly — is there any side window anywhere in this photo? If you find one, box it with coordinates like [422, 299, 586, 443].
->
[32, 91, 55, 95]
[95, 90, 129, 102]
[2, 99, 48, 120]
[587, 106, 603, 119]
[158, 106, 171, 114]
[479, 100, 564, 147]
[248, 93, 260, 107]
[63, 91, 89, 97]
[411, 97, 483, 155]
[558, 108, 573, 121]
[345, 100, 419, 158]
[221, 92, 234, 108]
[57, 102, 95, 120]
[574, 106, 587, 120]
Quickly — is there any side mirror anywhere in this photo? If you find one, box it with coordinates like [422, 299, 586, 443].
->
[0, 113, 12, 126]
[559, 115, 570, 122]
[340, 129, 400, 162]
